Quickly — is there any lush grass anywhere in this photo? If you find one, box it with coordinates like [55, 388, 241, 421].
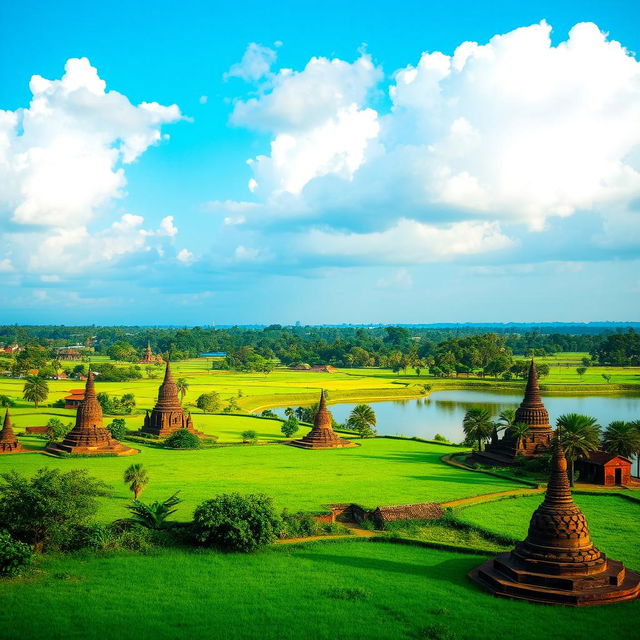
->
[0, 438, 527, 522]
[457, 493, 640, 570]
[1, 540, 638, 640]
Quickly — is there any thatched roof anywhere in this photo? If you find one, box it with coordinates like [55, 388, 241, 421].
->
[372, 503, 443, 524]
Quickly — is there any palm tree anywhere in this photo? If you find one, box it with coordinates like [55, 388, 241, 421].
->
[463, 408, 494, 452]
[602, 421, 640, 473]
[496, 408, 517, 432]
[630, 420, 640, 478]
[22, 375, 49, 408]
[175, 378, 189, 403]
[556, 414, 601, 486]
[347, 404, 377, 438]
[284, 407, 294, 419]
[507, 421, 530, 450]
[125, 493, 182, 529]
[123, 463, 149, 500]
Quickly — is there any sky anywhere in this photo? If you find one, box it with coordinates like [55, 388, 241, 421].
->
[0, 0, 639, 325]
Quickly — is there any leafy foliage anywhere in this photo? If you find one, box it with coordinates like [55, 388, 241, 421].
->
[192, 493, 280, 552]
[0, 529, 33, 577]
[22, 375, 48, 407]
[123, 463, 149, 499]
[462, 408, 494, 451]
[346, 404, 377, 438]
[241, 430, 258, 444]
[280, 416, 300, 438]
[556, 414, 601, 485]
[45, 417, 73, 442]
[164, 429, 201, 449]
[107, 418, 127, 440]
[196, 391, 221, 413]
[125, 493, 182, 530]
[0, 468, 110, 550]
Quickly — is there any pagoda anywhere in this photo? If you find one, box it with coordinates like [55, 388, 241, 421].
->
[47, 369, 137, 456]
[139, 342, 162, 364]
[470, 430, 640, 605]
[288, 391, 357, 449]
[0, 410, 23, 454]
[473, 359, 552, 465]
[140, 361, 198, 438]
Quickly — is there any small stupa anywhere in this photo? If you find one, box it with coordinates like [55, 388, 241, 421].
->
[470, 429, 640, 605]
[0, 409, 23, 454]
[140, 361, 198, 438]
[47, 369, 137, 456]
[474, 359, 552, 465]
[139, 342, 162, 364]
[288, 391, 357, 449]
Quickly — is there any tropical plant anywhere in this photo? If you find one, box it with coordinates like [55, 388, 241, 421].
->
[630, 420, 640, 478]
[44, 418, 73, 442]
[347, 404, 377, 438]
[123, 463, 149, 500]
[176, 378, 189, 403]
[196, 392, 221, 413]
[496, 408, 517, 431]
[284, 407, 294, 419]
[601, 374, 612, 384]
[125, 493, 182, 530]
[107, 418, 127, 440]
[506, 422, 530, 450]
[0, 395, 14, 408]
[0, 468, 109, 551]
[280, 416, 300, 438]
[241, 430, 258, 444]
[556, 414, 601, 486]
[601, 421, 640, 461]
[260, 409, 277, 418]
[22, 375, 48, 408]
[192, 493, 281, 552]
[164, 429, 201, 449]
[576, 367, 587, 379]
[462, 408, 494, 451]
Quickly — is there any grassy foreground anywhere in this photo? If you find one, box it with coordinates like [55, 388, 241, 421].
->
[1, 540, 638, 640]
[457, 493, 640, 570]
[0, 438, 526, 521]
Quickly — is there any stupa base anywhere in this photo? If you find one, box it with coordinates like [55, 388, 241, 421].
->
[287, 438, 359, 450]
[0, 445, 25, 454]
[140, 428, 205, 439]
[470, 552, 640, 606]
[46, 442, 138, 457]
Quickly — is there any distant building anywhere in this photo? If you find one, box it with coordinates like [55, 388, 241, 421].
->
[576, 452, 632, 486]
[55, 348, 83, 361]
[370, 503, 443, 529]
[64, 388, 85, 410]
[289, 364, 337, 373]
[139, 342, 163, 364]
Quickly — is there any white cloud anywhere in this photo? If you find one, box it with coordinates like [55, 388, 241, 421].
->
[158, 215, 178, 237]
[177, 248, 194, 264]
[226, 43, 277, 82]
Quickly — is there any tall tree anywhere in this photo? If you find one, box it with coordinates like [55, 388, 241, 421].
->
[630, 420, 640, 478]
[556, 414, 601, 486]
[507, 422, 531, 450]
[176, 378, 189, 403]
[462, 408, 494, 452]
[347, 404, 377, 438]
[22, 375, 49, 408]
[601, 421, 640, 464]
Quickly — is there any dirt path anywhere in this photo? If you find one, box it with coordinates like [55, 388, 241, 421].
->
[441, 487, 544, 509]
[275, 522, 376, 545]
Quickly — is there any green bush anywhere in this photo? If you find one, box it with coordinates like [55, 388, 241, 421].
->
[107, 418, 127, 440]
[45, 417, 73, 442]
[164, 429, 201, 449]
[66, 522, 154, 552]
[241, 430, 258, 444]
[192, 493, 281, 552]
[0, 529, 32, 578]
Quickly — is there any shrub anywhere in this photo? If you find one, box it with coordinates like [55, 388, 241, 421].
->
[280, 416, 300, 438]
[192, 493, 280, 552]
[241, 430, 258, 444]
[261, 409, 277, 418]
[0, 468, 110, 551]
[196, 392, 221, 413]
[107, 418, 127, 440]
[45, 417, 73, 442]
[125, 493, 182, 530]
[433, 433, 449, 443]
[65, 522, 154, 553]
[0, 395, 15, 408]
[164, 429, 201, 449]
[0, 529, 32, 578]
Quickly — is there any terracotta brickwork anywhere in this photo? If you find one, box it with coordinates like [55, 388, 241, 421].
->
[470, 430, 640, 605]
[288, 391, 357, 449]
[0, 410, 23, 454]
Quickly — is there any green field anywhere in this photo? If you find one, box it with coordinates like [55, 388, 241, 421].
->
[457, 493, 640, 569]
[1, 540, 638, 640]
[0, 438, 528, 521]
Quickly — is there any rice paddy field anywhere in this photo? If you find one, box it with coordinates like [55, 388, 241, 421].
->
[1, 540, 638, 640]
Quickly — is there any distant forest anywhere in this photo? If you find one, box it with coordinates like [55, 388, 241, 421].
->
[1, 324, 639, 375]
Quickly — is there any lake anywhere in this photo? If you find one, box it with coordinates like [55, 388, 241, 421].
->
[270, 389, 640, 445]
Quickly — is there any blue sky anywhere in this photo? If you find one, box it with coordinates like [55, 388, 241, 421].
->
[0, 0, 639, 325]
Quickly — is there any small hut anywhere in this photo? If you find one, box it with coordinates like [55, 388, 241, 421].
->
[576, 452, 632, 486]
[370, 503, 443, 529]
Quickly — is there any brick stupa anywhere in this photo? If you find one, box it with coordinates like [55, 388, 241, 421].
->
[288, 391, 357, 449]
[470, 430, 640, 605]
[47, 369, 137, 456]
[0, 409, 23, 454]
[140, 361, 198, 438]
[474, 359, 552, 465]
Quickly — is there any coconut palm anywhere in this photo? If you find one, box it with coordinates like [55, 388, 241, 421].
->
[462, 407, 494, 452]
[347, 404, 377, 438]
[284, 407, 294, 419]
[507, 421, 531, 450]
[175, 378, 189, 403]
[556, 414, 601, 486]
[123, 463, 149, 500]
[496, 408, 517, 432]
[22, 375, 49, 408]
[630, 420, 640, 478]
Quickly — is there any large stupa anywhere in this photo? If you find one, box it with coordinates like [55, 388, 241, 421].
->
[288, 391, 357, 449]
[470, 430, 640, 605]
[47, 369, 137, 456]
[140, 361, 198, 438]
[0, 409, 23, 454]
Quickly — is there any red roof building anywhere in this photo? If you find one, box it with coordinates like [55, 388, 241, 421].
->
[576, 451, 632, 486]
[64, 388, 85, 410]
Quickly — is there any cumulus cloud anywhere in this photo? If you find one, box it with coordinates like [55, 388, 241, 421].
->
[226, 43, 278, 82]
[0, 57, 185, 277]
[177, 248, 194, 264]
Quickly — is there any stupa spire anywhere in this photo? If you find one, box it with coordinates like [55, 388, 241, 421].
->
[0, 409, 22, 453]
[514, 359, 550, 430]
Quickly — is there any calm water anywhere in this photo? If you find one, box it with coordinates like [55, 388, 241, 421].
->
[270, 389, 640, 444]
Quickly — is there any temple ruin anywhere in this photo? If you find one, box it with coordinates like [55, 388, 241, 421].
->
[0, 409, 23, 454]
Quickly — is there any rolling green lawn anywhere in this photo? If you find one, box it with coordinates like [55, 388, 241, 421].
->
[0, 438, 526, 522]
[457, 493, 640, 570]
[1, 540, 638, 640]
